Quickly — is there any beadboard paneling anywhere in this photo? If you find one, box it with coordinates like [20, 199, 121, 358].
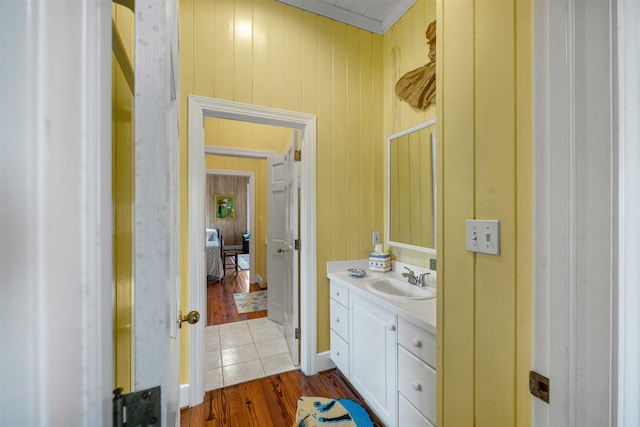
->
[206, 174, 249, 246]
[179, 0, 385, 367]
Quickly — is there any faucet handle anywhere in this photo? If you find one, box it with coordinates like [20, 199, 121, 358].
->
[418, 272, 431, 285]
[404, 266, 415, 275]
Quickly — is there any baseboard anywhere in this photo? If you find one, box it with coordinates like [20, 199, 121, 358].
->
[256, 274, 265, 289]
[180, 384, 190, 408]
[316, 351, 336, 372]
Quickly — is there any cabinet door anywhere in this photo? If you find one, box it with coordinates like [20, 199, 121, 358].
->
[349, 295, 397, 426]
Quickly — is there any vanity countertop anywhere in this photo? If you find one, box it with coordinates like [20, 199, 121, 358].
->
[327, 260, 436, 336]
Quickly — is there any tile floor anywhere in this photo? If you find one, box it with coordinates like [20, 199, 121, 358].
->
[204, 317, 297, 391]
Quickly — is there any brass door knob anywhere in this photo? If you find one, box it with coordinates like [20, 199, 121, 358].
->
[178, 310, 200, 328]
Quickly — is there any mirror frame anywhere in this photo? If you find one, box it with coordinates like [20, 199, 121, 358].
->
[385, 119, 437, 255]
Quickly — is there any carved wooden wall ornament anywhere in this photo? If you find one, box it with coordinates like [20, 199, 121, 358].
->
[395, 20, 436, 110]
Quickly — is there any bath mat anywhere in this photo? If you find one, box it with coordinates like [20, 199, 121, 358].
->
[294, 396, 374, 427]
[233, 290, 267, 313]
[237, 254, 250, 270]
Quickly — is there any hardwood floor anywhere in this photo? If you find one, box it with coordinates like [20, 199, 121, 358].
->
[180, 368, 384, 427]
[207, 270, 267, 325]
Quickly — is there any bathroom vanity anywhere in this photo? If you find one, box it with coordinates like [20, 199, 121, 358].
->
[327, 261, 437, 427]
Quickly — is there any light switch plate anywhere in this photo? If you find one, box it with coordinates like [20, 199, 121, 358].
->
[466, 220, 500, 255]
[372, 231, 381, 246]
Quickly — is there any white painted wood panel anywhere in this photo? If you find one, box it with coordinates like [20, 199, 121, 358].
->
[0, 1, 112, 424]
[275, 0, 415, 34]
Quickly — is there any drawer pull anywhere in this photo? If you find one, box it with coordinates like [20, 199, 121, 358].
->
[388, 324, 396, 331]
[412, 338, 422, 348]
[335, 350, 340, 356]
[336, 317, 340, 323]
[335, 291, 340, 296]
[412, 382, 422, 392]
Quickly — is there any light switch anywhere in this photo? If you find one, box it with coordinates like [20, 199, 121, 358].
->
[372, 231, 381, 246]
[466, 220, 500, 255]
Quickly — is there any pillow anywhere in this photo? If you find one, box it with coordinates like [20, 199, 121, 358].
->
[206, 228, 218, 242]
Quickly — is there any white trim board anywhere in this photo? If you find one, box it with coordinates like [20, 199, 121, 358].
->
[533, 0, 620, 425]
[188, 96, 317, 407]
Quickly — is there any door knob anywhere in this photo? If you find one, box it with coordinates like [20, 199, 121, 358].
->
[277, 248, 284, 253]
[178, 310, 200, 328]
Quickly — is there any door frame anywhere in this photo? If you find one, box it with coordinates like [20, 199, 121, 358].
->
[0, 1, 113, 423]
[188, 96, 317, 406]
[205, 168, 258, 284]
[533, 0, 640, 424]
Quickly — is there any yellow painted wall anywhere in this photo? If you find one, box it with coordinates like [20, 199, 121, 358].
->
[179, 0, 384, 383]
[112, 5, 134, 393]
[435, 0, 532, 425]
[382, 0, 437, 268]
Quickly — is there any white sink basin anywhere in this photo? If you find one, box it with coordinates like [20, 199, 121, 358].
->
[365, 278, 436, 300]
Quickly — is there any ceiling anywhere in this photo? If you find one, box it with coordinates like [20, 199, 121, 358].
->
[275, 0, 416, 34]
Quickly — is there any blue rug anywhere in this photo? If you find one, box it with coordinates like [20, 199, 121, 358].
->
[295, 396, 374, 427]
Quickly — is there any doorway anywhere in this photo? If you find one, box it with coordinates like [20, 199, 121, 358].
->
[202, 144, 297, 391]
[187, 96, 317, 407]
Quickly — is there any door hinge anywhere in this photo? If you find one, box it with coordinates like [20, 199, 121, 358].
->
[294, 239, 300, 250]
[294, 150, 302, 161]
[113, 386, 161, 427]
[529, 370, 550, 403]
[295, 328, 301, 339]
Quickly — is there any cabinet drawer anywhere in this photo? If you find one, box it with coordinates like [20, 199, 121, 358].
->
[398, 318, 436, 368]
[398, 394, 434, 427]
[330, 330, 349, 376]
[330, 299, 349, 341]
[330, 280, 349, 307]
[398, 347, 436, 424]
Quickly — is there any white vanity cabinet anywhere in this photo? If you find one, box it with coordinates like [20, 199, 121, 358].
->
[349, 293, 397, 426]
[329, 281, 350, 376]
[327, 274, 436, 427]
[397, 318, 436, 426]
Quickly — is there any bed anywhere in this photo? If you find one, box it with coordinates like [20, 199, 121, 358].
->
[206, 228, 223, 279]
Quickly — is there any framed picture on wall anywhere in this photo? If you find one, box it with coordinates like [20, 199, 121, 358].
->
[214, 194, 235, 219]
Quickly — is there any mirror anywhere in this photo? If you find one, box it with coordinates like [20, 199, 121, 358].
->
[386, 119, 436, 255]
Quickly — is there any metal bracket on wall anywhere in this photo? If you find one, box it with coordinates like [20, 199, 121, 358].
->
[113, 386, 161, 426]
[294, 150, 302, 161]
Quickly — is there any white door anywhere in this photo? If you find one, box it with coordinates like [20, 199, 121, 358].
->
[133, 0, 181, 425]
[0, 1, 113, 424]
[266, 139, 300, 365]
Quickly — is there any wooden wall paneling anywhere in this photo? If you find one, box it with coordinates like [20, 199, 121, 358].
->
[515, 0, 533, 424]
[346, 25, 361, 260]
[269, 1, 287, 110]
[314, 16, 335, 348]
[233, 0, 253, 105]
[359, 30, 374, 257]
[112, 6, 134, 393]
[286, 6, 304, 112]
[439, 0, 476, 424]
[371, 32, 384, 255]
[301, 12, 319, 116]
[474, 0, 517, 424]
[331, 21, 347, 261]
[213, 0, 233, 100]
[193, 0, 214, 98]
[207, 174, 249, 246]
[252, 0, 270, 107]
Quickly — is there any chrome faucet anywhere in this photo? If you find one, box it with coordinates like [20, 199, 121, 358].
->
[402, 267, 430, 287]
